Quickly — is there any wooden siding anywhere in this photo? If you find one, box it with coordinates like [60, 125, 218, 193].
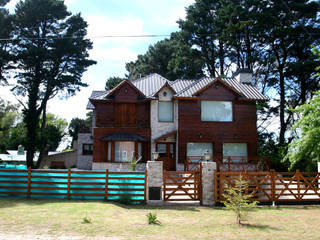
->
[178, 83, 258, 163]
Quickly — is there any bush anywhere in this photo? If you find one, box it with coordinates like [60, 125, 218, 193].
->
[146, 212, 160, 225]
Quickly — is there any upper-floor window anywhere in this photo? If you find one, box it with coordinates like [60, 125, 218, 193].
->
[158, 101, 173, 122]
[201, 101, 232, 122]
[115, 103, 136, 126]
[82, 144, 93, 155]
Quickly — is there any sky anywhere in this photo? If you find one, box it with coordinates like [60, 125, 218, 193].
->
[2, 0, 195, 123]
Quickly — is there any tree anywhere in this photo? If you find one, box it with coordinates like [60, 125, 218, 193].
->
[68, 116, 90, 148]
[222, 175, 258, 225]
[285, 91, 320, 171]
[126, 33, 204, 80]
[0, 0, 12, 84]
[10, 0, 96, 168]
[105, 76, 124, 90]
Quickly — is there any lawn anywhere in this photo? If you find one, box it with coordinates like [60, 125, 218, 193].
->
[0, 198, 320, 240]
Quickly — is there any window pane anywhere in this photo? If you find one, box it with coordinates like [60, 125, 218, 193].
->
[201, 101, 232, 122]
[223, 143, 247, 163]
[157, 143, 167, 157]
[115, 141, 135, 162]
[138, 143, 142, 157]
[107, 142, 111, 161]
[187, 142, 213, 162]
[159, 102, 173, 122]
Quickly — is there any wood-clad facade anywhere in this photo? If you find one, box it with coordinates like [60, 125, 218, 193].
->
[84, 73, 266, 171]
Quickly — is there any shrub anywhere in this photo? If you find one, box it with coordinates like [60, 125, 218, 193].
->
[82, 213, 92, 224]
[222, 175, 258, 225]
[146, 212, 160, 225]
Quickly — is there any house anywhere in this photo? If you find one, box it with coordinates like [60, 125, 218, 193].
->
[77, 69, 267, 171]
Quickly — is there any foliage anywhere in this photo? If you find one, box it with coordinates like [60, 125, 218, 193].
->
[146, 212, 161, 225]
[222, 175, 258, 225]
[82, 212, 92, 224]
[68, 114, 91, 147]
[105, 76, 124, 90]
[7, 0, 96, 168]
[129, 156, 142, 171]
[126, 33, 204, 81]
[285, 91, 320, 171]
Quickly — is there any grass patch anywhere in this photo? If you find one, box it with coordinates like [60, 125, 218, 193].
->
[0, 198, 319, 239]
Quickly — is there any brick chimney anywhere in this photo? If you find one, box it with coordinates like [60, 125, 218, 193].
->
[234, 68, 253, 85]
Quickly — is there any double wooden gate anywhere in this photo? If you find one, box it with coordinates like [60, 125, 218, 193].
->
[163, 170, 201, 202]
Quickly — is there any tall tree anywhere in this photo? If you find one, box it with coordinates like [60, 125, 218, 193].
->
[126, 33, 204, 80]
[10, 0, 96, 168]
[105, 76, 124, 90]
[0, 0, 12, 84]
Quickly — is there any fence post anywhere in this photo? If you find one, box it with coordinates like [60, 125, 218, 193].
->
[199, 162, 203, 205]
[296, 170, 300, 201]
[27, 167, 31, 199]
[144, 169, 147, 203]
[67, 168, 71, 200]
[105, 169, 109, 201]
[270, 169, 276, 206]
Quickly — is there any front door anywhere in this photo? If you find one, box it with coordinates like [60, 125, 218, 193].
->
[156, 143, 175, 171]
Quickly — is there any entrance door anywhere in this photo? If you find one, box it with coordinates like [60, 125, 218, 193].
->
[156, 143, 175, 171]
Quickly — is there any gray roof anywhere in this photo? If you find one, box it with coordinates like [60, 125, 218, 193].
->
[87, 74, 266, 109]
[86, 90, 108, 109]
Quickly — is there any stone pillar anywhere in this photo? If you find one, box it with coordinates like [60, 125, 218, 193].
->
[146, 161, 163, 205]
[201, 161, 217, 206]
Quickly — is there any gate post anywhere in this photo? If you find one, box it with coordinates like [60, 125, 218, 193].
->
[146, 161, 163, 205]
[201, 161, 217, 206]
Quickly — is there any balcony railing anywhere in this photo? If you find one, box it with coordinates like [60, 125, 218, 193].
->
[185, 156, 271, 172]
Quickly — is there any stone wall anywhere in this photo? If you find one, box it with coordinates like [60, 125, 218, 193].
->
[201, 162, 217, 206]
[77, 133, 93, 169]
[92, 162, 146, 171]
[146, 161, 163, 204]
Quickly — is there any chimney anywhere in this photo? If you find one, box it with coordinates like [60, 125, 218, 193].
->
[17, 145, 24, 155]
[234, 68, 253, 85]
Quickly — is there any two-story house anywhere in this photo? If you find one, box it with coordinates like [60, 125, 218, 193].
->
[77, 70, 267, 171]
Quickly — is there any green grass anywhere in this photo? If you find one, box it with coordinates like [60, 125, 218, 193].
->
[0, 198, 320, 240]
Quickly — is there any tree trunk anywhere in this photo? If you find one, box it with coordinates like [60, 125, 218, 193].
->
[36, 101, 47, 169]
[279, 69, 286, 145]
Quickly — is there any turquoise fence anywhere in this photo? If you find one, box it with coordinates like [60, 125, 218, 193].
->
[0, 168, 147, 203]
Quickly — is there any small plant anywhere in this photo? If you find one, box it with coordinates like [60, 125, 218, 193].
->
[129, 156, 142, 171]
[118, 193, 132, 205]
[222, 175, 258, 225]
[147, 212, 160, 225]
[82, 212, 92, 224]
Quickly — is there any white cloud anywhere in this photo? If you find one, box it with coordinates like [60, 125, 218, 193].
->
[89, 47, 137, 62]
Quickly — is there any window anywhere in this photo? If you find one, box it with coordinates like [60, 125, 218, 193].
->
[115, 141, 135, 162]
[187, 142, 213, 162]
[158, 101, 173, 122]
[82, 144, 93, 155]
[223, 143, 247, 163]
[201, 101, 232, 122]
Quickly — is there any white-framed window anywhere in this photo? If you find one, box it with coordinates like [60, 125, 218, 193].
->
[201, 101, 232, 122]
[223, 143, 247, 163]
[115, 141, 135, 162]
[158, 101, 173, 122]
[187, 142, 213, 162]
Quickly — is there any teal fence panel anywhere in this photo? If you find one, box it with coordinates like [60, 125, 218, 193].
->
[0, 169, 147, 203]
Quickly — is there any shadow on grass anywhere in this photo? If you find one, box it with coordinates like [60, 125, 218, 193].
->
[114, 202, 201, 212]
[241, 223, 280, 231]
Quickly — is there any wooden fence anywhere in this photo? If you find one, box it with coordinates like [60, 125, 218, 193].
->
[215, 170, 320, 203]
[0, 168, 147, 203]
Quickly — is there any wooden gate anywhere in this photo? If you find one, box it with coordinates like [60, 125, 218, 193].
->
[215, 170, 320, 203]
[163, 170, 201, 202]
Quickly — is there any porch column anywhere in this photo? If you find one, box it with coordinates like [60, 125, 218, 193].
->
[201, 161, 217, 206]
[146, 161, 163, 205]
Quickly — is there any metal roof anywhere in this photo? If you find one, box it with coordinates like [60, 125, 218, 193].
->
[86, 74, 267, 109]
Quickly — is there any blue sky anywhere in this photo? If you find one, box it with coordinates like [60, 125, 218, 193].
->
[3, 0, 195, 124]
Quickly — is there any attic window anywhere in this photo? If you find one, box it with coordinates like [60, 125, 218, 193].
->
[124, 88, 128, 93]
[163, 91, 167, 97]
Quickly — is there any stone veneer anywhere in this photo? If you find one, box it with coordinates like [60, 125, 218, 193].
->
[77, 133, 93, 169]
[201, 162, 217, 206]
[146, 161, 163, 204]
[150, 86, 179, 167]
[92, 162, 146, 171]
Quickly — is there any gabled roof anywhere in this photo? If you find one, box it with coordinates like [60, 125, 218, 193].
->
[87, 74, 267, 109]
[152, 81, 176, 97]
[104, 79, 146, 99]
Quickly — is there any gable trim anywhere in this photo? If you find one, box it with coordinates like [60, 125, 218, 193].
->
[105, 80, 146, 98]
[152, 82, 177, 97]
